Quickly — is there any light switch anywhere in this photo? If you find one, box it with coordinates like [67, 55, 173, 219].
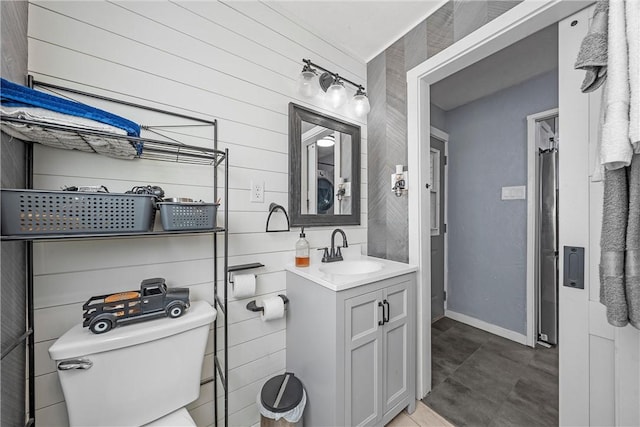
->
[501, 185, 526, 200]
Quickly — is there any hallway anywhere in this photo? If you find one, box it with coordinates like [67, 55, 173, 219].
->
[424, 318, 558, 426]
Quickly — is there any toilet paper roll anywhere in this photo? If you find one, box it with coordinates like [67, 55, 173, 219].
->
[260, 296, 285, 322]
[232, 274, 256, 298]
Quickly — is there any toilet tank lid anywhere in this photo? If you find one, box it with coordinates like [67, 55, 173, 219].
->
[49, 300, 216, 361]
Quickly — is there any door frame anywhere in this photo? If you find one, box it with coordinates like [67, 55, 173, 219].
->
[406, 0, 592, 399]
[430, 127, 449, 321]
[526, 108, 559, 347]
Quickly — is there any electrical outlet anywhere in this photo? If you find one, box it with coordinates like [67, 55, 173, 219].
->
[250, 181, 264, 203]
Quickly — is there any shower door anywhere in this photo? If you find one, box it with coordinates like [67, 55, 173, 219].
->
[538, 148, 558, 345]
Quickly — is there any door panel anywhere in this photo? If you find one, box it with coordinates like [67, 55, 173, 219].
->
[560, 8, 640, 425]
[589, 335, 615, 427]
[430, 136, 446, 321]
[350, 340, 380, 426]
[384, 322, 407, 410]
[383, 282, 410, 412]
[345, 291, 382, 427]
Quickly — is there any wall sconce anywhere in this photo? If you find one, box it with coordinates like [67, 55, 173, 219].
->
[336, 177, 351, 202]
[297, 58, 370, 118]
[391, 165, 408, 197]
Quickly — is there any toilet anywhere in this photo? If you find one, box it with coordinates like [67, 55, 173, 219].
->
[48, 300, 216, 426]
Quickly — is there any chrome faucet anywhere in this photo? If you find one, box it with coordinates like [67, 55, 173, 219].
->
[319, 228, 349, 263]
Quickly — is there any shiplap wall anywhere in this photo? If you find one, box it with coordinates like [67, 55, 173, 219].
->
[27, 2, 367, 426]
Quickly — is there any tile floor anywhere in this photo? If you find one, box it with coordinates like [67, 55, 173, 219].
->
[387, 401, 455, 427]
[422, 317, 559, 427]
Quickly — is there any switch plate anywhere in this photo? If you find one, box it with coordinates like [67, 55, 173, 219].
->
[501, 185, 526, 200]
[250, 181, 264, 203]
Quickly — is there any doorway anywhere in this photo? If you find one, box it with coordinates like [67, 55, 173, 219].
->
[405, 0, 591, 408]
[422, 25, 561, 423]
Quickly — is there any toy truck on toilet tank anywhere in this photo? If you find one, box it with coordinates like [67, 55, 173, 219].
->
[83, 277, 190, 334]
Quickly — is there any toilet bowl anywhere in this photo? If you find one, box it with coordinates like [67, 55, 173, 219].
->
[49, 300, 216, 426]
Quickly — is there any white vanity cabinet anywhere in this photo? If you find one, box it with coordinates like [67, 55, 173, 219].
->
[285, 269, 416, 427]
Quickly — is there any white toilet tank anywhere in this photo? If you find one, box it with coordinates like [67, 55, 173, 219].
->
[49, 300, 216, 427]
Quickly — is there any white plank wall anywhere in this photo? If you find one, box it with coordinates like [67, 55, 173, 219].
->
[26, 1, 367, 425]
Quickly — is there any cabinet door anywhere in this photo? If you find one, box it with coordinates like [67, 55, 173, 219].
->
[382, 281, 410, 414]
[345, 290, 383, 427]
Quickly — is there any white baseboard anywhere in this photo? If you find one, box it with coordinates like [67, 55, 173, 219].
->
[445, 309, 528, 345]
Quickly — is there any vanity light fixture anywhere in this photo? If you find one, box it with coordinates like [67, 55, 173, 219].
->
[297, 58, 370, 117]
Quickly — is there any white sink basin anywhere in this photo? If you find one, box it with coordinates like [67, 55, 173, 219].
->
[319, 260, 384, 276]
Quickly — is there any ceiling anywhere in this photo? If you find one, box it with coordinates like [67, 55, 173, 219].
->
[267, 1, 443, 63]
[430, 24, 559, 111]
[268, 1, 558, 112]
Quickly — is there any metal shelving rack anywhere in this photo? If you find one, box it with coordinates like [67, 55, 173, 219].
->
[0, 77, 229, 427]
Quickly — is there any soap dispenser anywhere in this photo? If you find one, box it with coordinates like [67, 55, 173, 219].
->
[295, 227, 310, 267]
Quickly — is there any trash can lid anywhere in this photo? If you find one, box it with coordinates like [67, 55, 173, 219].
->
[261, 372, 304, 413]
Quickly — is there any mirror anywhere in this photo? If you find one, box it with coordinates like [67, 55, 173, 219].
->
[289, 103, 361, 227]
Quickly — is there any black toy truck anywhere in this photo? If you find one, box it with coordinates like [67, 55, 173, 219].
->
[83, 278, 190, 334]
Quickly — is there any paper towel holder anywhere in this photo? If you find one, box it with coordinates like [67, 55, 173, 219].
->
[246, 294, 289, 312]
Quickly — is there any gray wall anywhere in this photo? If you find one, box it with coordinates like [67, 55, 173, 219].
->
[1, 1, 29, 425]
[445, 69, 558, 334]
[430, 103, 448, 133]
[367, 0, 523, 261]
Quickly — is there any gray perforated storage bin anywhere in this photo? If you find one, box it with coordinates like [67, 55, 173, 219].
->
[1, 189, 156, 236]
[158, 202, 218, 231]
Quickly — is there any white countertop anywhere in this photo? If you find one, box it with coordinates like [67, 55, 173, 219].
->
[285, 245, 417, 291]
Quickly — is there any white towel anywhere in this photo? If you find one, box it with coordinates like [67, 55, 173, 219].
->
[601, 0, 633, 170]
[626, 0, 640, 151]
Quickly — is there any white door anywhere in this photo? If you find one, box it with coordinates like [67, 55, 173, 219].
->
[559, 8, 640, 426]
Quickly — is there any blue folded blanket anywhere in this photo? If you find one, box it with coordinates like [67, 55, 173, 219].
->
[1, 78, 141, 137]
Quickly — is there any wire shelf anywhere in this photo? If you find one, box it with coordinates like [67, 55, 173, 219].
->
[1, 115, 225, 166]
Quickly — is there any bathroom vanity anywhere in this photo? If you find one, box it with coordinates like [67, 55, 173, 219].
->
[285, 252, 417, 427]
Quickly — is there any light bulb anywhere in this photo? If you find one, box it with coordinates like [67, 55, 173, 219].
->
[297, 70, 320, 98]
[351, 93, 371, 117]
[325, 82, 347, 109]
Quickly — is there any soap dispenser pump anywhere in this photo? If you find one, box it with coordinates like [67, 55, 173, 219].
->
[295, 227, 310, 267]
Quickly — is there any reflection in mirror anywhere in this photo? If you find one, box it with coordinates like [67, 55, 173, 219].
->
[301, 123, 352, 215]
[289, 103, 360, 227]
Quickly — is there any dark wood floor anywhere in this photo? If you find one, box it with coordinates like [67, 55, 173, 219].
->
[423, 317, 559, 427]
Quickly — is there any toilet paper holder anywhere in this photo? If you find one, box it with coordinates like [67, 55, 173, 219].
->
[246, 295, 289, 312]
[228, 262, 264, 285]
